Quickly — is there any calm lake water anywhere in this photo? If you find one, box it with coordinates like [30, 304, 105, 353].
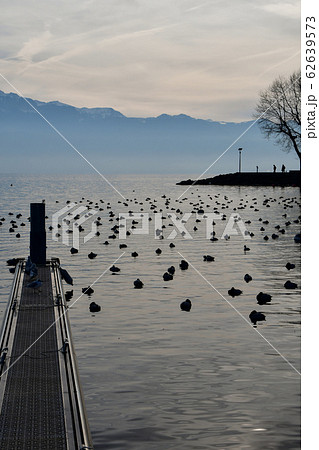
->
[0, 174, 301, 449]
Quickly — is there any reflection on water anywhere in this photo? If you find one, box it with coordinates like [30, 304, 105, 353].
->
[0, 174, 300, 449]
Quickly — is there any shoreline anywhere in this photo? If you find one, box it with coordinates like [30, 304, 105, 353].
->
[177, 171, 301, 187]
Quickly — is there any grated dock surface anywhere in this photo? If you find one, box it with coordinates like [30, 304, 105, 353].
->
[0, 266, 67, 449]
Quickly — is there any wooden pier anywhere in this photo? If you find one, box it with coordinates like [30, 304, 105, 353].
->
[0, 258, 93, 449]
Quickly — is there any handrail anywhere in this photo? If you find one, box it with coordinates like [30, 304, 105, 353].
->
[52, 260, 93, 450]
[0, 260, 23, 356]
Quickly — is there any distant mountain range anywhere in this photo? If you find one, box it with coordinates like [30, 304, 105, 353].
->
[0, 90, 299, 174]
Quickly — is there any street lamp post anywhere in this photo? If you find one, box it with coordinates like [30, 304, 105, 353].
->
[238, 148, 243, 173]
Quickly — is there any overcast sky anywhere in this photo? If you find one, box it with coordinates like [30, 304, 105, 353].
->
[0, 0, 300, 122]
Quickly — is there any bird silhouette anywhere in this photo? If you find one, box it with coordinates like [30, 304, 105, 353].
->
[284, 280, 298, 289]
[256, 292, 272, 304]
[82, 286, 94, 295]
[180, 299, 192, 312]
[134, 278, 144, 289]
[244, 274, 252, 283]
[89, 302, 101, 312]
[249, 310, 266, 325]
[228, 287, 242, 297]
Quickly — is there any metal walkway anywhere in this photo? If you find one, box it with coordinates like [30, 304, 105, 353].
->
[0, 259, 93, 449]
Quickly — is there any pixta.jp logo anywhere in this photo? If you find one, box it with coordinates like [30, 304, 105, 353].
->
[52, 203, 98, 248]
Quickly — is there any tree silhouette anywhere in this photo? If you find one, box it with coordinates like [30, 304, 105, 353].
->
[255, 70, 301, 161]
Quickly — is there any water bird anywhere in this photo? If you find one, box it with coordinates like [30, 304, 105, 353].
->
[131, 252, 138, 257]
[65, 290, 73, 301]
[110, 265, 120, 273]
[284, 280, 298, 289]
[286, 262, 295, 270]
[244, 245, 250, 252]
[228, 287, 242, 297]
[249, 310, 266, 325]
[271, 233, 279, 239]
[82, 286, 94, 295]
[244, 274, 252, 283]
[89, 302, 101, 312]
[70, 247, 78, 254]
[155, 248, 162, 255]
[134, 278, 144, 289]
[263, 235, 269, 241]
[163, 272, 173, 281]
[256, 292, 272, 304]
[167, 266, 175, 275]
[169, 243, 175, 248]
[203, 255, 214, 262]
[7, 258, 20, 266]
[179, 260, 189, 270]
[88, 252, 97, 259]
[294, 233, 301, 243]
[180, 299, 192, 312]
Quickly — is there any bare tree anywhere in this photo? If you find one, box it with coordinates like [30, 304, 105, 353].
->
[255, 70, 301, 161]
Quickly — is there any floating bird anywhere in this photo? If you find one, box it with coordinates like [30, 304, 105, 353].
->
[244, 274, 252, 283]
[70, 247, 79, 254]
[286, 262, 295, 270]
[244, 245, 250, 252]
[263, 235, 269, 241]
[119, 244, 127, 249]
[203, 255, 214, 261]
[82, 286, 94, 295]
[131, 252, 138, 257]
[89, 302, 101, 312]
[65, 290, 73, 301]
[88, 252, 97, 259]
[271, 233, 279, 239]
[167, 266, 175, 275]
[180, 299, 192, 312]
[284, 280, 298, 289]
[249, 310, 266, 325]
[294, 233, 301, 243]
[7, 257, 20, 267]
[163, 272, 173, 281]
[256, 292, 272, 304]
[179, 260, 189, 270]
[110, 265, 120, 273]
[155, 248, 162, 255]
[228, 287, 242, 297]
[169, 243, 175, 248]
[134, 278, 144, 289]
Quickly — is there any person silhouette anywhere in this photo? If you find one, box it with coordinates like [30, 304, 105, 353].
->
[281, 164, 286, 173]
[256, 166, 259, 173]
[273, 165, 276, 173]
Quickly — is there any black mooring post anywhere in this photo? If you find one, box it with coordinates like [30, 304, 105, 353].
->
[30, 203, 46, 265]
